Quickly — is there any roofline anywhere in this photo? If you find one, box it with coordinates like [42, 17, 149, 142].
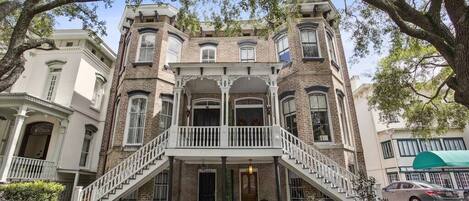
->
[52, 29, 117, 60]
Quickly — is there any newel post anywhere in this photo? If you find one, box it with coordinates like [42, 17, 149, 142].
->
[72, 186, 83, 201]
[272, 125, 282, 148]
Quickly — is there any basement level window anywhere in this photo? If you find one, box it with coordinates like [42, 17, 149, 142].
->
[66, 42, 73, 47]
[243, 33, 251, 36]
[205, 34, 213, 37]
[302, 13, 311, 18]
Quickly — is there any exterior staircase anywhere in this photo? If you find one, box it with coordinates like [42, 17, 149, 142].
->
[77, 131, 169, 201]
[279, 128, 357, 201]
[76, 128, 360, 201]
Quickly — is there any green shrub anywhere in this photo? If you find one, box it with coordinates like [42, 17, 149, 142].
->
[0, 180, 64, 201]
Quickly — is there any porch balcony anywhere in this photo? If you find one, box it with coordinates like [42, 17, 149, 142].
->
[0, 156, 57, 181]
[166, 62, 284, 157]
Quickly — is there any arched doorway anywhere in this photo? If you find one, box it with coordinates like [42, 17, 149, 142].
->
[19, 122, 53, 160]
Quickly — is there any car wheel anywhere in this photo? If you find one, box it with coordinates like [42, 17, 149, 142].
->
[409, 197, 421, 201]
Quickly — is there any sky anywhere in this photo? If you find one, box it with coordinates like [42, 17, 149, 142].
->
[54, 0, 386, 83]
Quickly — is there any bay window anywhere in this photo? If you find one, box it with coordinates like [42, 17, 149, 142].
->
[137, 33, 156, 62]
[275, 34, 290, 63]
[282, 97, 297, 136]
[326, 32, 337, 63]
[124, 94, 148, 146]
[80, 125, 97, 167]
[309, 93, 331, 142]
[300, 29, 319, 58]
[91, 75, 106, 109]
[166, 36, 182, 65]
[159, 99, 173, 133]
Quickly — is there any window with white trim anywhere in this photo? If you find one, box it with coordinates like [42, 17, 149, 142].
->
[443, 138, 466, 150]
[44, 68, 62, 101]
[387, 173, 399, 183]
[419, 139, 443, 151]
[282, 97, 297, 136]
[166, 36, 182, 65]
[124, 94, 148, 146]
[91, 76, 105, 109]
[137, 33, 155, 62]
[309, 93, 331, 142]
[275, 34, 290, 63]
[326, 32, 337, 63]
[240, 46, 255, 62]
[381, 141, 394, 159]
[80, 125, 96, 167]
[110, 98, 120, 148]
[159, 99, 173, 133]
[397, 139, 420, 156]
[153, 171, 169, 201]
[300, 29, 319, 58]
[200, 46, 216, 63]
[338, 95, 351, 145]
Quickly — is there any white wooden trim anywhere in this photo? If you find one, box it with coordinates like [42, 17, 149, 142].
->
[238, 168, 260, 201]
[239, 45, 256, 62]
[200, 45, 217, 63]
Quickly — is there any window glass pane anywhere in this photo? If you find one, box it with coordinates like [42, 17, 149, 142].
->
[443, 138, 466, 150]
[126, 96, 147, 145]
[138, 34, 155, 62]
[301, 30, 319, 58]
[309, 93, 330, 142]
[327, 33, 337, 62]
[398, 140, 420, 156]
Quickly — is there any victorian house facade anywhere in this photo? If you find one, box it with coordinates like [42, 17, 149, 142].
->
[0, 29, 116, 200]
[75, 1, 366, 200]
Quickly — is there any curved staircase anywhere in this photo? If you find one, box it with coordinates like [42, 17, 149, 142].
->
[75, 128, 360, 201]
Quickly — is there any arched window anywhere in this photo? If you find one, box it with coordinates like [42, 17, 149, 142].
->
[159, 98, 173, 133]
[326, 32, 337, 63]
[166, 36, 182, 65]
[137, 33, 156, 62]
[309, 93, 331, 142]
[124, 94, 148, 146]
[80, 124, 97, 167]
[91, 74, 106, 109]
[282, 97, 297, 136]
[300, 29, 319, 58]
[200, 46, 216, 63]
[43, 61, 65, 101]
[240, 46, 255, 62]
[275, 34, 290, 63]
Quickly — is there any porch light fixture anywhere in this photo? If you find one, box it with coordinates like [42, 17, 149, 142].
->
[248, 159, 253, 175]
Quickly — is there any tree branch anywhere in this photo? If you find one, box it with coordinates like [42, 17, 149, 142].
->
[32, 0, 99, 14]
[0, 1, 22, 21]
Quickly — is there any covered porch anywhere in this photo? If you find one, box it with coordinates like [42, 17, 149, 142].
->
[0, 93, 72, 182]
[166, 62, 284, 157]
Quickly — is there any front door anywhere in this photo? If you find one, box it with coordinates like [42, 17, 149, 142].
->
[193, 109, 220, 126]
[19, 122, 53, 160]
[199, 171, 216, 201]
[241, 172, 258, 201]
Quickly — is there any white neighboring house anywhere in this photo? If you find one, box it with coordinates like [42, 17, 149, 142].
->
[352, 76, 469, 191]
[0, 29, 115, 200]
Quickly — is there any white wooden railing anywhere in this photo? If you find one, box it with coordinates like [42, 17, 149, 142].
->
[1, 156, 56, 181]
[176, 126, 220, 147]
[175, 126, 274, 148]
[280, 128, 357, 197]
[228, 126, 272, 147]
[79, 130, 169, 201]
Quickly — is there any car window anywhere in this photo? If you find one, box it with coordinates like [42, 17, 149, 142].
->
[386, 183, 400, 190]
[401, 183, 414, 189]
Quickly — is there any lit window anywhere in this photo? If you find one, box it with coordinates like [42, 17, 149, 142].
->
[159, 99, 173, 133]
[124, 94, 148, 146]
[166, 36, 182, 65]
[309, 93, 331, 142]
[282, 97, 297, 136]
[275, 35, 290, 63]
[137, 33, 156, 62]
[240, 46, 255, 62]
[326, 32, 337, 63]
[300, 29, 319, 58]
[381, 141, 394, 159]
[80, 125, 97, 167]
[201, 46, 216, 63]
[91, 76, 106, 109]
[443, 138, 466, 150]
[44, 67, 62, 101]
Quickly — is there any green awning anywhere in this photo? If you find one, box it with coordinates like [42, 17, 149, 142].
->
[413, 151, 469, 169]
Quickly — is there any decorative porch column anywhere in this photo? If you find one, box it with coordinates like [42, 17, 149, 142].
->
[0, 105, 28, 183]
[54, 120, 69, 164]
[269, 76, 280, 126]
[168, 78, 184, 148]
[219, 76, 231, 147]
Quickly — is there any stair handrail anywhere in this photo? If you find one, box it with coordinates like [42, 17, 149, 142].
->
[79, 130, 169, 201]
[280, 128, 358, 195]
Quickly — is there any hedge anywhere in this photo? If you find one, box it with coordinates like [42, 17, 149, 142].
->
[0, 181, 64, 201]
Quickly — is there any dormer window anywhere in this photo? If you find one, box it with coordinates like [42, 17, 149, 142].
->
[201, 46, 216, 63]
[137, 33, 156, 62]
